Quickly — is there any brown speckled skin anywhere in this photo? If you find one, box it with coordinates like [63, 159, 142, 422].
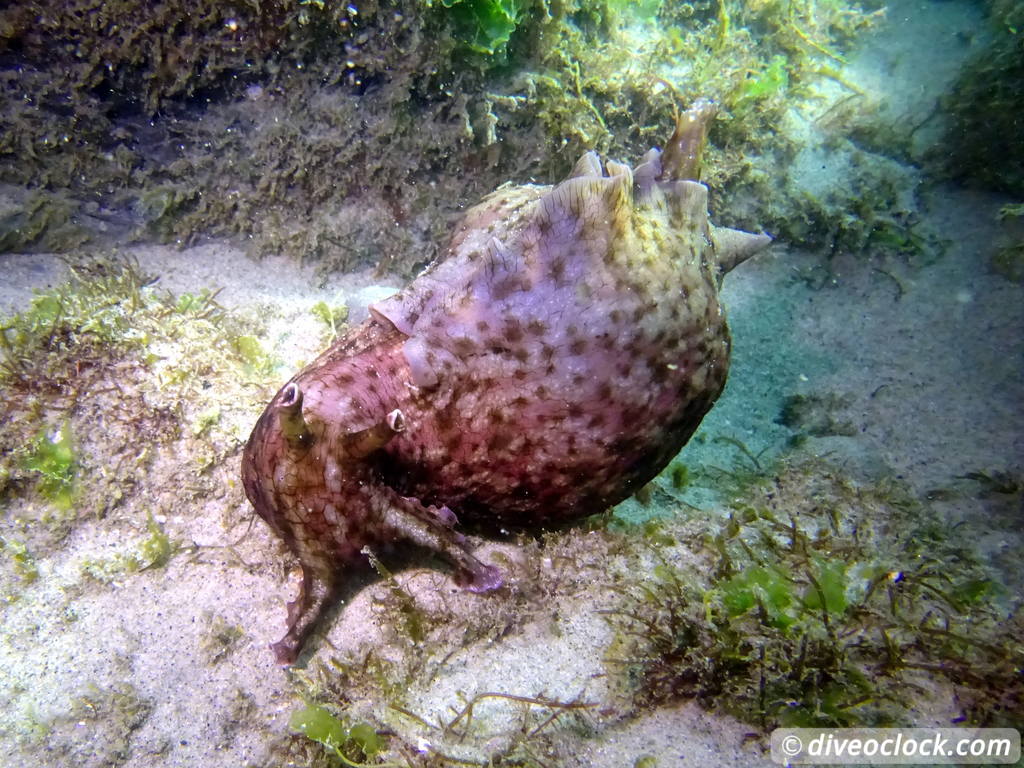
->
[242, 102, 771, 664]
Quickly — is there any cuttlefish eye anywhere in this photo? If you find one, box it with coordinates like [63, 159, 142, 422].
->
[386, 408, 405, 433]
[279, 382, 300, 407]
[276, 383, 311, 449]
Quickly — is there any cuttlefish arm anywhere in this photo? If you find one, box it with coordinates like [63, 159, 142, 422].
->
[263, 400, 500, 665]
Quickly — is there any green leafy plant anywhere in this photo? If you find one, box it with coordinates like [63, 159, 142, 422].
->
[0, 192, 89, 252]
[735, 54, 789, 107]
[311, 301, 349, 343]
[231, 335, 274, 376]
[427, 0, 522, 55]
[23, 422, 77, 511]
[289, 704, 386, 766]
[2, 537, 39, 583]
[719, 563, 798, 630]
[607, 0, 662, 22]
[667, 462, 690, 491]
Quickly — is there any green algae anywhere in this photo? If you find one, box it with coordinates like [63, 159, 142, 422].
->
[231, 335, 275, 377]
[15, 677, 152, 764]
[778, 392, 857, 438]
[311, 301, 350, 344]
[364, 547, 428, 645]
[200, 613, 246, 665]
[290, 704, 386, 766]
[428, 0, 523, 55]
[79, 513, 176, 584]
[604, 463, 1023, 729]
[941, 0, 1024, 196]
[1, 537, 39, 584]
[992, 204, 1024, 283]
[66, 682, 153, 766]
[23, 422, 77, 512]
[735, 54, 790, 108]
[992, 243, 1024, 284]
[720, 563, 798, 631]
[668, 462, 690, 492]
[0, 193, 90, 253]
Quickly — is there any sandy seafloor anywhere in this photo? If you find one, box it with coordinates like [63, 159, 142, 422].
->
[1, 1, 1022, 767]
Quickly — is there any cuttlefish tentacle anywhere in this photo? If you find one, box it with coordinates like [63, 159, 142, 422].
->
[372, 486, 504, 593]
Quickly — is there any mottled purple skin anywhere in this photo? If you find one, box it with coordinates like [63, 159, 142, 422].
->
[242, 103, 771, 664]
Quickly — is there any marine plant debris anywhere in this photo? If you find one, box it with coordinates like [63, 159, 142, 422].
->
[603, 461, 1024, 730]
[0, 254, 278, 587]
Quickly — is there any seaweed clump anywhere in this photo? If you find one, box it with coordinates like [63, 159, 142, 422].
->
[426, 0, 524, 55]
[604, 462, 1023, 730]
[777, 392, 857, 441]
[991, 204, 1024, 284]
[941, 0, 1024, 196]
[0, 255, 278, 572]
[289, 703, 387, 767]
[42, 681, 152, 768]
